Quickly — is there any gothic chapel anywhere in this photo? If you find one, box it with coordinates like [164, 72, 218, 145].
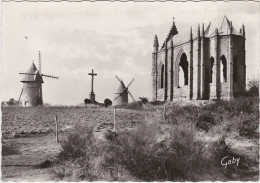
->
[152, 16, 246, 101]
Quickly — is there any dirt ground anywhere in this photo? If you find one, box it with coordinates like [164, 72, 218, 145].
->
[1, 105, 259, 181]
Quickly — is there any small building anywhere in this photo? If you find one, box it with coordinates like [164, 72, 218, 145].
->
[152, 15, 246, 101]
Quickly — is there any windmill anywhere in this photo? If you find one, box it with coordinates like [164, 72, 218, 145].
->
[18, 51, 59, 106]
[113, 75, 135, 106]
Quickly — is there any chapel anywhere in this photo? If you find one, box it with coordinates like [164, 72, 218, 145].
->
[152, 16, 246, 101]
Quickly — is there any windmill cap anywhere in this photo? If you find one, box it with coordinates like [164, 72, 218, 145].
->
[116, 81, 127, 93]
[21, 62, 43, 83]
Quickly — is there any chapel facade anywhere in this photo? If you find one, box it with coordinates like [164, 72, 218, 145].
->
[152, 16, 246, 101]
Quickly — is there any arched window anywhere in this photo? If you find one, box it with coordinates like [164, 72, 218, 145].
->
[233, 56, 238, 82]
[209, 57, 214, 83]
[179, 53, 189, 86]
[161, 64, 164, 88]
[220, 55, 227, 82]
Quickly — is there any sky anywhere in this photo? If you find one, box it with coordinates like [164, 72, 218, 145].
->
[1, 1, 259, 105]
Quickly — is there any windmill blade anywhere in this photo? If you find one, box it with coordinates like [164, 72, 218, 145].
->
[19, 72, 37, 76]
[127, 90, 135, 101]
[126, 78, 134, 88]
[115, 75, 122, 83]
[113, 93, 123, 102]
[42, 74, 59, 79]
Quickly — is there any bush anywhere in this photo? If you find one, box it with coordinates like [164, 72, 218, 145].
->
[6, 98, 19, 106]
[204, 97, 258, 115]
[117, 101, 143, 110]
[150, 100, 165, 105]
[139, 97, 148, 104]
[196, 114, 216, 132]
[210, 136, 230, 164]
[2, 142, 20, 156]
[38, 160, 52, 168]
[238, 120, 258, 137]
[104, 123, 210, 181]
[84, 98, 91, 104]
[53, 126, 101, 181]
[104, 98, 112, 107]
[246, 77, 259, 96]
[58, 126, 94, 161]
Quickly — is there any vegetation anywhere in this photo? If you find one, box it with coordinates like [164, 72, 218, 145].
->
[2, 142, 20, 156]
[245, 76, 259, 97]
[52, 95, 259, 181]
[104, 98, 112, 107]
[2, 98, 20, 106]
[139, 97, 148, 104]
[84, 98, 91, 104]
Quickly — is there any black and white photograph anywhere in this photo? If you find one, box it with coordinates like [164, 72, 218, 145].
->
[1, 0, 259, 181]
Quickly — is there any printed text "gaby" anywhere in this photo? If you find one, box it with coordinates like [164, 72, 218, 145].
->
[221, 156, 240, 169]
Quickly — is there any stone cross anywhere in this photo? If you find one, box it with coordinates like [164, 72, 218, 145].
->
[88, 69, 97, 103]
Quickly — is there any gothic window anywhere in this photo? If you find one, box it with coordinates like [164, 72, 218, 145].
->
[179, 53, 189, 86]
[161, 64, 164, 88]
[233, 56, 238, 82]
[209, 57, 214, 83]
[220, 55, 227, 82]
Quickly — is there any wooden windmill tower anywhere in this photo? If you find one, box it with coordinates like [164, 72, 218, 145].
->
[113, 76, 135, 106]
[18, 51, 59, 106]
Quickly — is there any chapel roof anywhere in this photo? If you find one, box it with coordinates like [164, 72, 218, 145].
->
[160, 15, 242, 50]
[205, 15, 240, 37]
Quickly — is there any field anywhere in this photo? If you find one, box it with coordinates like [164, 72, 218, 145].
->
[1, 105, 152, 181]
[1, 98, 259, 181]
[2, 106, 149, 138]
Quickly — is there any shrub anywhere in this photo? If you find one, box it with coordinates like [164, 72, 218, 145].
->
[238, 120, 258, 137]
[150, 100, 165, 105]
[210, 136, 230, 164]
[104, 130, 118, 141]
[57, 126, 94, 161]
[162, 124, 207, 181]
[165, 105, 199, 124]
[117, 101, 143, 110]
[6, 98, 19, 106]
[204, 97, 258, 115]
[54, 126, 101, 180]
[196, 114, 216, 132]
[38, 159, 52, 168]
[84, 98, 91, 104]
[104, 98, 112, 107]
[246, 76, 259, 97]
[104, 123, 209, 181]
[139, 97, 148, 104]
[2, 142, 20, 156]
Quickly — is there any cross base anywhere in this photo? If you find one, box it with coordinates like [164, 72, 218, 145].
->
[90, 92, 95, 103]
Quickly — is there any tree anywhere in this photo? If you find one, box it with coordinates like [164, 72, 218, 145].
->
[104, 98, 112, 107]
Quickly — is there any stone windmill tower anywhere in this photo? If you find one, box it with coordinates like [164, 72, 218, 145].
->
[18, 51, 58, 106]
[113, 76, 135, 106]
